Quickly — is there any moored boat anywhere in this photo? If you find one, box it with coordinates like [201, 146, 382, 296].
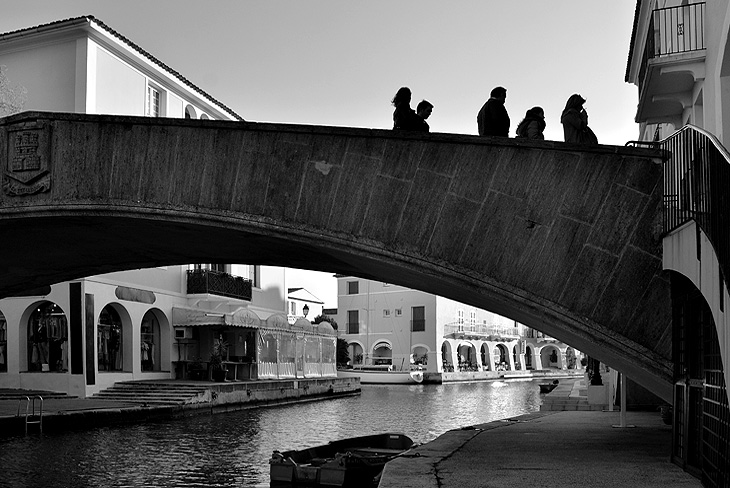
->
[539, 379, 560, 393]
[337, 366, 424, 384]
[269, 432, 414, 487]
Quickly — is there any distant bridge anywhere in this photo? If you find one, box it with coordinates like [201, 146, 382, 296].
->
[0, 112, 670, 400]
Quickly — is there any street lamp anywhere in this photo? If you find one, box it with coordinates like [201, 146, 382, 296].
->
[302, 304, 309, 318]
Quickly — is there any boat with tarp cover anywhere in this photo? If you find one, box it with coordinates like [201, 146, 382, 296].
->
[269, 432, 414, 487]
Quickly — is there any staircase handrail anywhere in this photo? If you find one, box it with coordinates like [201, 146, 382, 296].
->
[667, 123, 730, 162]
[658, 123, 730, 291]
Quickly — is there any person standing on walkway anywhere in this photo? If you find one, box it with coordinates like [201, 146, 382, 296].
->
[515, 106, 546, 140]
[392, 87, 425, 131]
[416, 100, 433, 132]
[560, 94, 597, 144]
[477, 86, 510, 137]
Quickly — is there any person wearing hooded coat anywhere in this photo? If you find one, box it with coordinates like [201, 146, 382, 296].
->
[561, 94, 597, 144]
[515, 106, 546, 140]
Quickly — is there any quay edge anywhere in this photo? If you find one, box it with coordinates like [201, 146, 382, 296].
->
[0, 377, 360, 436]
[426, 368, 585, 383]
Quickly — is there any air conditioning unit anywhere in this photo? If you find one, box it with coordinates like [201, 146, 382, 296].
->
[174, 327, 193, 339]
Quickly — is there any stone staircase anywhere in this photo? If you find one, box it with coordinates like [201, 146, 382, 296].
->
[92, 381, 211, 405]
[0, 388, 77, 400]
[540, 379, 605, 412]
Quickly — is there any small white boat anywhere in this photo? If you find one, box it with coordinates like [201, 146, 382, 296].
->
[337, 367, 424, 384]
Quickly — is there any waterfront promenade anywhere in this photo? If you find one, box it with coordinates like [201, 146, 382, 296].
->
[1, 380, 702, 486]
[381, 386, 701, 488]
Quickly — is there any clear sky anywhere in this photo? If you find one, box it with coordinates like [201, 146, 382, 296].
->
[0, 0, 641, 307]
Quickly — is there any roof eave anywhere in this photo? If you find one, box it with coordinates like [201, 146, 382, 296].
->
[625, 0, 643, 83]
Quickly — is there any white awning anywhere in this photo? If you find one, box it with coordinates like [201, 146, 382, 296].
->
[172, 307, 261, 328]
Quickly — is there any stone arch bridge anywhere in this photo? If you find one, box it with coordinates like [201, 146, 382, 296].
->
[0, 112, 671, 400]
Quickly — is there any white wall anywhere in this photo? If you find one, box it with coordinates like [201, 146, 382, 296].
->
[168, 92, 184, 118]
[93, 44, 146, 115]
[664, 221, 730, 404]
[0, 40, 78, 112]
[254, 266, 287, 316]
[95, 266, 186, 294]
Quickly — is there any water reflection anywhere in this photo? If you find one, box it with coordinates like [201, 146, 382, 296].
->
[0, 379, 544, 487]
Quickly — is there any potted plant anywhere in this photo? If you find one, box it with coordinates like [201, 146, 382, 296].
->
[209, 336, 229, 382]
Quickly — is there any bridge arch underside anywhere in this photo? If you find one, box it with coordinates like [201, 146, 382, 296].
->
[0, 112, 672, 401]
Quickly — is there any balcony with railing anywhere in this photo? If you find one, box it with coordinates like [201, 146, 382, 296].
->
[186, 269, 252, 301]
[636, 3, 706, 125]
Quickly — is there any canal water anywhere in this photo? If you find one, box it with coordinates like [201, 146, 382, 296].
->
[0, 379, 544, 487]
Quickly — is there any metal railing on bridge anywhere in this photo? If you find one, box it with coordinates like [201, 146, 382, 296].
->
[659, 125, 730, 292]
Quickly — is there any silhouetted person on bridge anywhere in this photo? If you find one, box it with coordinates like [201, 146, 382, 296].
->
[561, 94, 597, 144]
[392, 87, 427, 131]
[515, 106, 546, 140]
[416, 99, 433, 132]
[477, 86, 510, 137]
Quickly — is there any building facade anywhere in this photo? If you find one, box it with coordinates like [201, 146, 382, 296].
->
[626, 1, 730, 483]
[286, 288, 325, 324]
[0, 16, 336, 398]
[334, 276, 582, 382]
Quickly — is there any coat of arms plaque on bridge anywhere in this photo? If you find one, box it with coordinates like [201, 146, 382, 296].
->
[3, 121, 51, 196]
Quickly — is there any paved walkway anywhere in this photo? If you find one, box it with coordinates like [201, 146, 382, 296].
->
[380, 387, 700, 488]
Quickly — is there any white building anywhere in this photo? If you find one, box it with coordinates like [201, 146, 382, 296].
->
[626, 1, 730, 144]
[334, 275, 581, 382]
[626, 1, 730, 480]
[0, 16, 336, 398]
[0, 15, 240, 120]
